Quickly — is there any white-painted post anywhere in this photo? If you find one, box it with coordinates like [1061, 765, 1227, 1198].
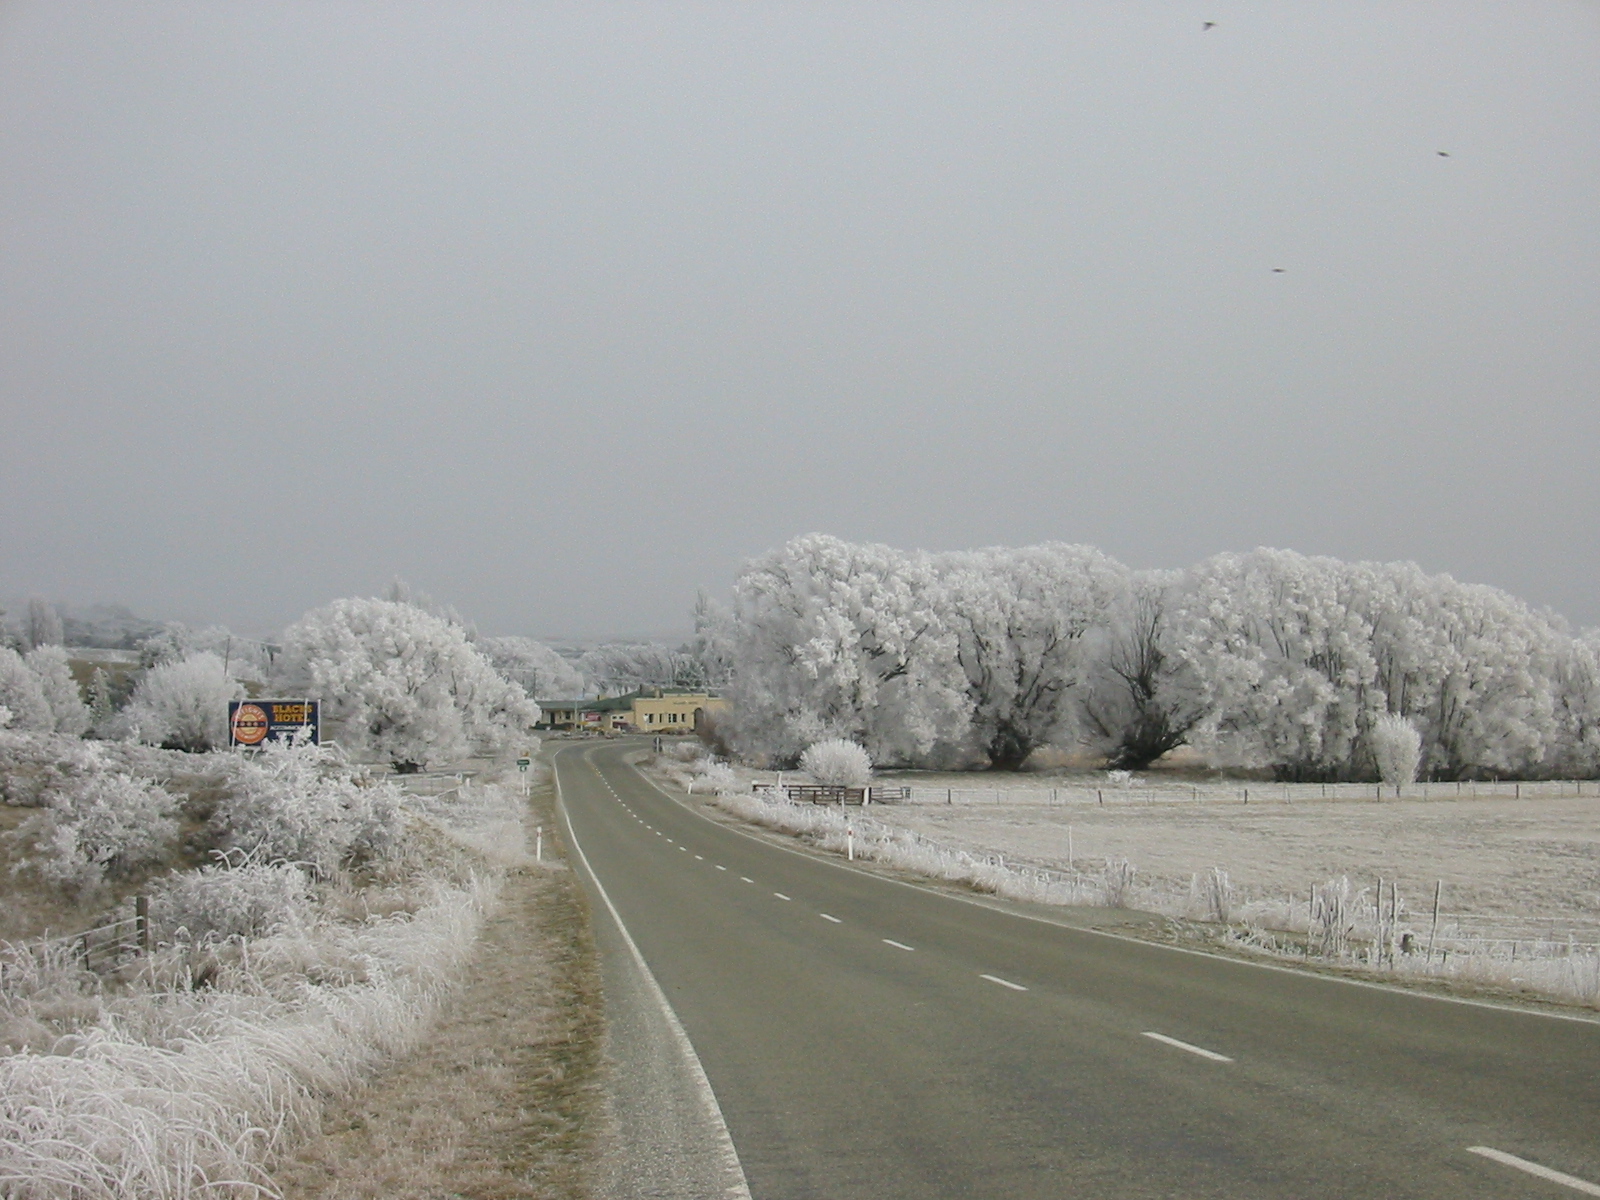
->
[536, 825, 543, 862]
[847, 826, 854, 861]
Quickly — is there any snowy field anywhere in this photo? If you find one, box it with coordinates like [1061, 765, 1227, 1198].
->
[863, 787, 1600, 940]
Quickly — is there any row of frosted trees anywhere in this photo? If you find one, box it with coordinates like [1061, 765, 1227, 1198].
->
[699, 534, 1600, 781]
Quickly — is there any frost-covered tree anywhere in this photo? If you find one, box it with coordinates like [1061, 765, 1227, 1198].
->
[1179, 550, 1382, 780]
[87, 667, 116, 731]
[1080, 572, 1211, 769]
[24, 645, 90, 736]
[1370, 713, 1422, 784]
[1548, 630, 1600, 777]
[579, 642, 704, 692]
[799, 738, 873, 787]
[123, 651, 245, 752]
[1353, 561, 1561, 779]
[281, 597, 539, 770]
[0, 646, 54, 732]
[138, 622, 274, 682]
[691, 590, 738, 688]
[725, 534, 970, 766]
[934, 543, 1123, 768]
[479, 636, 587, 698]
[23, 597, 62, 651]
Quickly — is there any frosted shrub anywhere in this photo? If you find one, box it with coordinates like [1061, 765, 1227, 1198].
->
[800, 738, 873, 787]
[212, 741, 408, 875]
[151, 856, 312, 943]
[691, 760, 739, 794]
[23, 645, 90, 736]
[0, 731, 109, 807]
[0, 647, 53, 733]
[23, 772, 178, 896]
[1103, 859, 1136, 908]
[122, 652, 244, 752]
[1370, 713, 1422, 785]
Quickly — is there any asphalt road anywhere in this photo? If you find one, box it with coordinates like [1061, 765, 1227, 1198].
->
[556, 741, 1600, 1200]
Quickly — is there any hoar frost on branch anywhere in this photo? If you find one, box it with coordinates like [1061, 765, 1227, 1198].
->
[709, 535, 1592, 780]
[479, 636, 587, 699]
[281, 597, 539, 770]
[1370, 713, 1423, 785]
[799, 739, 873, 787]
[121, 651, 245, 753]
[934, 543, 1122, 769]
[725, 535, 970, 766]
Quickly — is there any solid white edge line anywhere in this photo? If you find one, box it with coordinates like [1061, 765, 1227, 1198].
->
[554, 747, 752, 1200]
[618, 747, 1600, 1028]
[820, 913, 842, 923]
[980, 974, 1028, 991]
[883, 939, 915, 951]
[1467, 1147, 1600, 1196]
[1141, 1031, 1234, 1062]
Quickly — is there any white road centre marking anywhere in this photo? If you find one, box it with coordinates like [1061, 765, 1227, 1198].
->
[679, 846, 688, 852]
[820, 913, 842, 923]
[695, 855, 704, 860]
[740, 877, 754, 883]
[1467, 1147, 1600, 1196]
[716, 865, 727, 871]
[774, 893, 791, 901]
[1141, 1032, 1234, 1062]
[980, 974, 1028, 991]
[883, 939, 915, 952]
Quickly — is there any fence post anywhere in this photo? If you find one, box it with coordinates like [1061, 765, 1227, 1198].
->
[136, 895, 150, 954]
[1426, 880, 1442, 963]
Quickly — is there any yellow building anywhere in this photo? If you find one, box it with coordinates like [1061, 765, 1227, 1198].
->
[537, 688, 729, 733]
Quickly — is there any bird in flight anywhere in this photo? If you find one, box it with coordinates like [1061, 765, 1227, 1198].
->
[1202, 21, 1217, 31]
[1437, 150, 1451, 157]
[1271, 267, 1286, 273]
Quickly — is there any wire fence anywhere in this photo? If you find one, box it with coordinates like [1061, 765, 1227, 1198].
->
[873, 778, 1600, 807]
[750, 794, 1600, 962]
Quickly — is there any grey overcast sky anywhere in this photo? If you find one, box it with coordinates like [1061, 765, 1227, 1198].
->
[2, 3, 1597, 639]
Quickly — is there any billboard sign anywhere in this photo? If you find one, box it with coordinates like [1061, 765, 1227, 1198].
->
[229, 700, 320, 747]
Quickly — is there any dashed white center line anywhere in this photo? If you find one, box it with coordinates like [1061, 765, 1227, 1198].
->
[774, 893, 791, 901]
[715, 865, 727, 871]
[1468, 1147, 1600, 1196]
[678, 846, 688, 852]
[740, 877, 754, 883]
[1141, 1032, 1233, 1063]
[980, 974, 1028, 991]
[882, 939, 915, 952]
[820, 913, 842, 923]
[695, 855, 704, 861]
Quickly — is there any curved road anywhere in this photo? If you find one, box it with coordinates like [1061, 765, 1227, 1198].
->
[557, 741, 1600, 1199]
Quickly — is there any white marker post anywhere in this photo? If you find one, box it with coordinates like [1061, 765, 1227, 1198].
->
[847, 826, 855, 861]
[536, 825, 543, 862]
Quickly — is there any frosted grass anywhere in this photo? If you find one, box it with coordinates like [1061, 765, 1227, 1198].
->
[0, 777, 521, 1199]
[708, 787, 1600, 1009]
